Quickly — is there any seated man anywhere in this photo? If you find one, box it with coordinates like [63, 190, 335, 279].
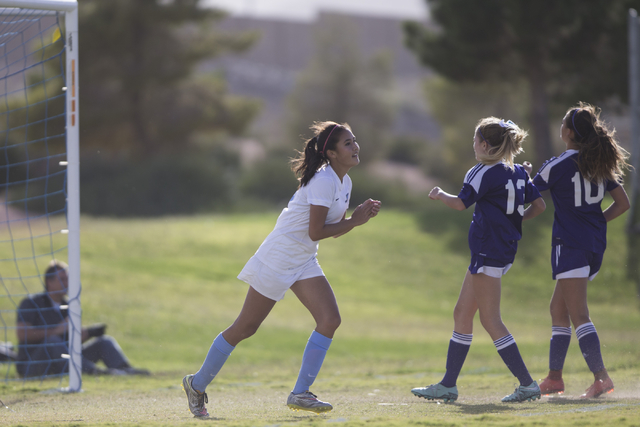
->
[16, 260, 149, 378]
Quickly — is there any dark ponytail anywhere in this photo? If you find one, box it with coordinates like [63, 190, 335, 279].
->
[290, 121, 350, 187]
[566, 102, 629, 183]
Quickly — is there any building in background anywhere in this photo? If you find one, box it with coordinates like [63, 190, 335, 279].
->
[201, 11, 440, 147]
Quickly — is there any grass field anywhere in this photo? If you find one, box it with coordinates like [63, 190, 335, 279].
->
[1, 207, 639, 426]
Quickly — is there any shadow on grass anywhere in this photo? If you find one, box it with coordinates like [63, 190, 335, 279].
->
[455, 403, 531, 415]
[545, 396, 620, 406]
[451, 397, 629, 417]
[190, 415, 318, 422]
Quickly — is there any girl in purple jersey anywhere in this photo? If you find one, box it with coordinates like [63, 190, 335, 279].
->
[412, 117, 546, 403]
[533, 103, 630, 399]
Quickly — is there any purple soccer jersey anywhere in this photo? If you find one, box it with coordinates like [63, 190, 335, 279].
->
[533, 149, 618, 253]
[458, 162, 541, 264]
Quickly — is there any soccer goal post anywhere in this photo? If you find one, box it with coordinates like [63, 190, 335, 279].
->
[0, 0, 80, 391]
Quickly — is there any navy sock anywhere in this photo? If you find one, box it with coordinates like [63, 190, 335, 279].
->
[494, 334, 533, 386]
[549, 326, 571, 371]
[441, 331, 472, 388]
[576, 322, 605, 373]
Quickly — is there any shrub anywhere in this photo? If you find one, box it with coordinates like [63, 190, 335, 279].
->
[80, 152, 239, 216]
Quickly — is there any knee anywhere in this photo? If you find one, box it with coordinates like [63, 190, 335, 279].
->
[549, 305, 564, 322]
[571, 316, 592, 328]
[91, 335, 117, 348]
[567, 306, 590, 327]
[230, 321, 261, 343]
[453, 303, 473, 325]
[244, 324, 260, 340]
[478, 312, 503, 333]
[549, 300, 566, 317]
[317, 313, 341, 335]
[94, 335, 114, 343]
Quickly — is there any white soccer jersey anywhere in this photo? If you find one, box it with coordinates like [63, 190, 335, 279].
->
[254, 164, 351, 273]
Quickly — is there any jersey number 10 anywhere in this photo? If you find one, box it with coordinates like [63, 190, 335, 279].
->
[505, 179, 526, 215]
[571, 172, 604, 207]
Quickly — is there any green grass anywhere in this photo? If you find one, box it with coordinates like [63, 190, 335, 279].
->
[1, 208, 639, 426]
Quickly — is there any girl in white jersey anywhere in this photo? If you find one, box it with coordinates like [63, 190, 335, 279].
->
[411, 117, 546, 403]
[533, 103, 630, 399]
[182, 121, 381, 417]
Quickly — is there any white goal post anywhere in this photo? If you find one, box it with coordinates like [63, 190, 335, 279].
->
[0, 0, 80, 391]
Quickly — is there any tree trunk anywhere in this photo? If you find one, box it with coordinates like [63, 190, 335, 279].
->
[628, 180, 640, 299]
[526, 62, 554, 167]
[629, 230, 640, 300]
[130, 10, 152, 156]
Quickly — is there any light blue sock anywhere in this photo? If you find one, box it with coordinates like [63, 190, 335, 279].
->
[192, 333, 235, 392]
[292, 331, 332, 394]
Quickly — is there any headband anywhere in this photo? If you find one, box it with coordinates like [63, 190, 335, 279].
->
[571, 110, 583, 138]
[478, 128, 488, 144]
[319, 125, 339, 155]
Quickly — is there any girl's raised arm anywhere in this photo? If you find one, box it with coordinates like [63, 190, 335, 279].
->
[429, 186, 466, 211]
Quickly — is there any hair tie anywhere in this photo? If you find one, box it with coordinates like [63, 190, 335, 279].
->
[499, 119, 516, 129]
[319, 125, 339, 155]
[571, 110, 583, 138]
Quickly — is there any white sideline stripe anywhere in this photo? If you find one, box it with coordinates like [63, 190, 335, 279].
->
[518, 403, 640, 417]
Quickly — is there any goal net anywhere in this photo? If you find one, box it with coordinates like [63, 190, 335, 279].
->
[0, 0, 80, 391]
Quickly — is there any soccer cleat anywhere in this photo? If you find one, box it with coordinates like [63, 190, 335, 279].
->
[580, 377, 614, 399]
[501, 381, 541, 403]
[287, 391, 333, 413]
[411, 383, 458, 403]
[182, 374, 209, 418]
[539, 375, 565, 395]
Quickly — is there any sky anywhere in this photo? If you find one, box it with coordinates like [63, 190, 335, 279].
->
[201, 0, 428, 22]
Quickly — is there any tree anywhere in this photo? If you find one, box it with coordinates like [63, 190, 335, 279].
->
[286, 15, 395, 164]
[78, 0, 261, 158]
[422, 77, 531, 183]
[404, 0, 637, 165]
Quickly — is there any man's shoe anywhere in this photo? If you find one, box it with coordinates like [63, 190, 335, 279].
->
[182, 374, 209, 417]
[287, 391, 332, 413]
[580, 377, 614, 399]
[411, 383, 458, 403]
[122, 367, 151, 376]
[502, 381, 541, 403]
[539, 375, 564, 395]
